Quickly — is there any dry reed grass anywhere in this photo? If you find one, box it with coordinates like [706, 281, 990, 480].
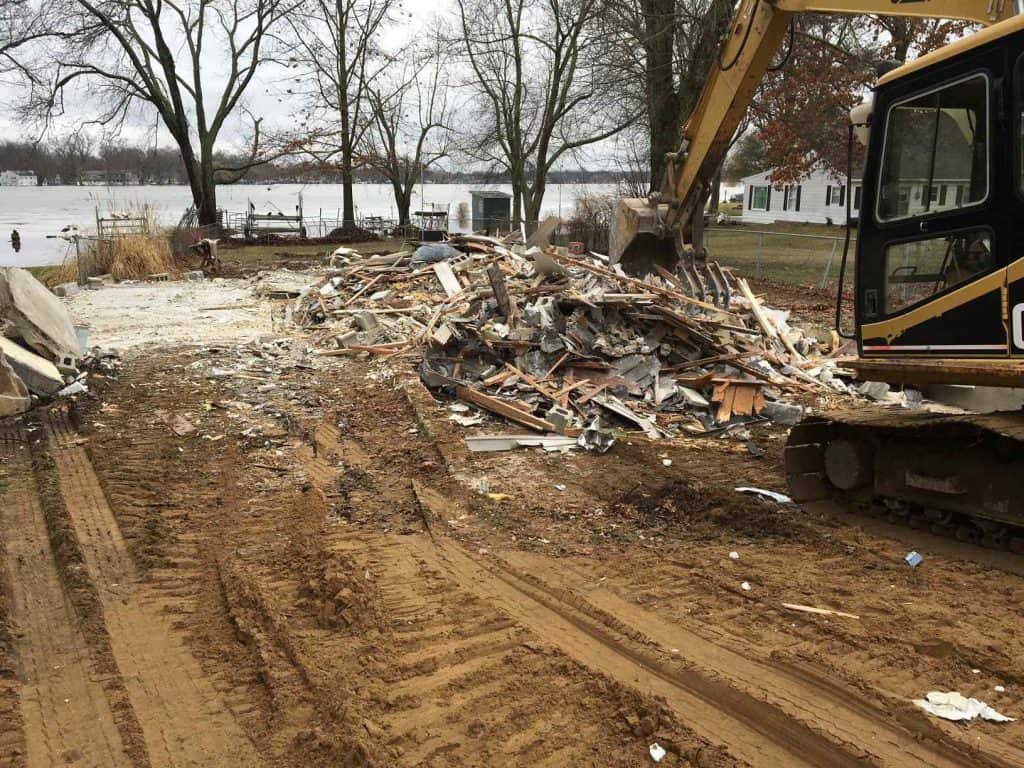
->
[44, 233, 178, 286]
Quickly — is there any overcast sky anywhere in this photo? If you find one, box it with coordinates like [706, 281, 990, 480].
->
[0, 1, 444, 150]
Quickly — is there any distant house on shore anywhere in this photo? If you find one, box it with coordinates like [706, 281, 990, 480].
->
[81, 169, 141, 186]
[0, 170, 38, 187]
[739, 167, 861, 226]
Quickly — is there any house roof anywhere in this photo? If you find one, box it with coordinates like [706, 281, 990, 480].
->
[738, 167, 863, 186]
[470, 190, 512, 199]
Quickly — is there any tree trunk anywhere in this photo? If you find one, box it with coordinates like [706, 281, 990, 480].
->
[396, 181, 411, 226]
[641, 0, 679, 195]
[341, 148, 356, 229]
[707, 168, 721, 215]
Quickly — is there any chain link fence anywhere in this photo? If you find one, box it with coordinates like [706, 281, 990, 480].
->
[707, 227, 856, 293]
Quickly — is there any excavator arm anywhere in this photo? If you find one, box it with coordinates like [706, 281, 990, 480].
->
[609, 0, 1020, 270]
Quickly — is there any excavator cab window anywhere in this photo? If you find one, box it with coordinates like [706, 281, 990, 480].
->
[877, 74, 988, 223]
[884, 229, 993, 314]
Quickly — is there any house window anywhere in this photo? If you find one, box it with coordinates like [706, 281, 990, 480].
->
[749, 185, 770, 211]
[877, 73, 988, 222]
[825, 184, 845, 206]
[782, 184, 801, 212]
[853, 185, 863, 210]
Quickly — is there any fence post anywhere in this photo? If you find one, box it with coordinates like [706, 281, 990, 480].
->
[756, 232, 764, 279]
[821, 240, 838, 290]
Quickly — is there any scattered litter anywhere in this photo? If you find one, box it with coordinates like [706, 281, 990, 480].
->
[914, 691, 1014, 723]
[736, 487, 793, 504]
[995, 685, 1006, 693]
[729, 551, 740, 560]
[741, 581, 751, 591]
[905, 551, 923, 568]
[465, 434, 577, 453]
[649, 743, 666, 763]
[781, 603, 860, 620]
[972, 669, 981, 675]
[554, 484, 566, 491]
[661, 458, 672, 467]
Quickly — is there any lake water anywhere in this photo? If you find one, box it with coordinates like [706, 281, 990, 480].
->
[0, 182, 619, 267]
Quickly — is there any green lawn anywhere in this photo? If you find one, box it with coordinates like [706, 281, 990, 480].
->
[707, 223, 855, 290]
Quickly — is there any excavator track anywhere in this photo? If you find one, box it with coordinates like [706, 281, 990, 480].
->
[785, 408, 1024, 551]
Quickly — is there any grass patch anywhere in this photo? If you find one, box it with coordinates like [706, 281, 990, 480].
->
[708, 223, 854, 289]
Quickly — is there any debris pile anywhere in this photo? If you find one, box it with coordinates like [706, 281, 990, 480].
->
[0, 267, 87, 416]
[292, 238, 849, 446]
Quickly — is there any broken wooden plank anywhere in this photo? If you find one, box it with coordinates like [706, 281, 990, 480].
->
[487, 262, 512, 317]
[433, 262, 463, 298]
[456, 386, 557, 432]
[737, 277, 804, 362]
[781, 603, 860, 620]
[343, 273, 385, 307]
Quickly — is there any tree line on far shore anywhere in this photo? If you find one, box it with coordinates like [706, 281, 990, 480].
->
[0, 0, 976, 229]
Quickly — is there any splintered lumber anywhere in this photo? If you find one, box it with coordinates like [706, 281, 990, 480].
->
[456, 385, 557, 432]
[487, 263, 512, 316]
[552, 252, 736, 316]
[433, 262, 463, 298]
[712, 380, 765, 422]
[737, 277, 804, 362]
[781, 603, 860, 620]
[503, 363, 560, 402]
[343, 273, 384, 307]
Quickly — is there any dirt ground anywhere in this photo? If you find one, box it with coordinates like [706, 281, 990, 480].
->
[2, 266, 1024, 767]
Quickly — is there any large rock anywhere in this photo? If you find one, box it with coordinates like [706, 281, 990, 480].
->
[0, 267, 82, 365]
[0, 350, 30, 417]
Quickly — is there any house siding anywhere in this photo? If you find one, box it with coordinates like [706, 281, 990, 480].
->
[740, 169, 861, 225]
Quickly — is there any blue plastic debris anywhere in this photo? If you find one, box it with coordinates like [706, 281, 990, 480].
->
[905, 551, 923, 568]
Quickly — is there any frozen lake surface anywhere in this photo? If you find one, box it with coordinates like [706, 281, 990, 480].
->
[0, 182, 618, 267]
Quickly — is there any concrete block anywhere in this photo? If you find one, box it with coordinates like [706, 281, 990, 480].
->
[546, 405, 574, 434]
[763, 400, 804, 426]
[0, 349, 30, 416]
[0, 336, 65, 396]
[53, 282, 81, 298]
[0, 267, 83, 362]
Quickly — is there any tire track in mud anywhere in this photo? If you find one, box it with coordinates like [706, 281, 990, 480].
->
[0, 421, 132, 768]
[493, 550, 1024, 768]
[401, 533, 861, 768]
[41, 410, 263, 768]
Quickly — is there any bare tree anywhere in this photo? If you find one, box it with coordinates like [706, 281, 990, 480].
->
[364, 39, 454, 227]
[601, 0, 733, 193]
[31, 0, 297, 225]
[284, 0, 395, 229]
[0, 0, 54, 84]
[456, 0, 635, 229]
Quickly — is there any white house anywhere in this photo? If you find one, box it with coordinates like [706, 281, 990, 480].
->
[739, 167, 861, 225]
[0, 170, 38, 187]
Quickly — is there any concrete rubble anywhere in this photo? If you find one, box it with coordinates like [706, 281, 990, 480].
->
[0, 267, 88, 415]
[0, 349, 30, 417]
[290, 234, 860, 447]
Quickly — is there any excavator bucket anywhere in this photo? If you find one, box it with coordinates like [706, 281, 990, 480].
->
[609, 198, 678, 275]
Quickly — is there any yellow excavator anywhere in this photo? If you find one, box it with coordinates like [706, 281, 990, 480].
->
[613, 0, 1024, 548]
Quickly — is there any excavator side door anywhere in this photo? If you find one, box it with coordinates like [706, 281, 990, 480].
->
[856, 39, 1016, 358]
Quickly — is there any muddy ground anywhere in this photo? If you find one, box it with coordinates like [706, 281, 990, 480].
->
[1, 271, 1023, 767]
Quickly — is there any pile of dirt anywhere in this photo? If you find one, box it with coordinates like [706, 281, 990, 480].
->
[616, 478, 807, 540]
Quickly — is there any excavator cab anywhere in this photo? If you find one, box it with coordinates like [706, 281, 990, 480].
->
[851, 20, 1024, 378]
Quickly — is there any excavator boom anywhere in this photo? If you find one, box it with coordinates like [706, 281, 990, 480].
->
[610, 0, 1019, 269]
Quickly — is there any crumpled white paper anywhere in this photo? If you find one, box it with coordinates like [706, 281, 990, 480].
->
[914, 691, 1014, 723]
